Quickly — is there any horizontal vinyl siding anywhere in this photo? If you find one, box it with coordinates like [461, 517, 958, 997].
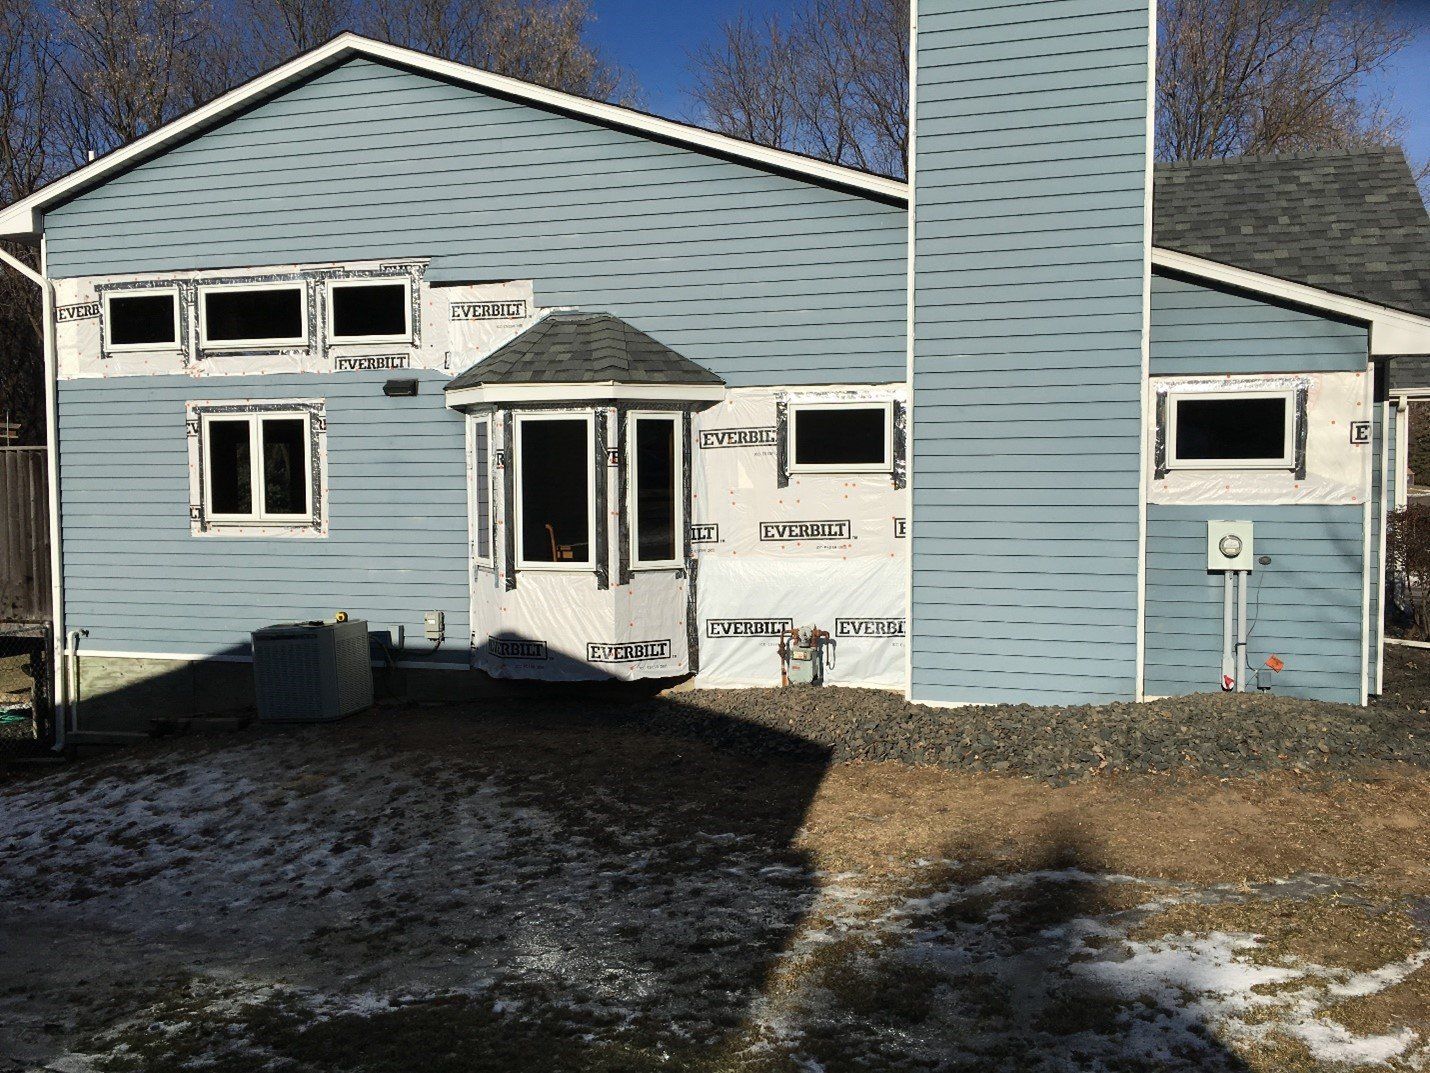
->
[1144, 506, 1364, 704]
[1151, 273, 1369, 375]
[44, 57, 907, 388]
[909, 0, 1150, 705]
[58, 371, 471, 663]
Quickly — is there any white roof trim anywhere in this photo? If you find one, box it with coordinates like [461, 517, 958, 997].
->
[1152, 247, 1430, 356]
[0, 33, 904, 239]
[446, 381, 726, 407]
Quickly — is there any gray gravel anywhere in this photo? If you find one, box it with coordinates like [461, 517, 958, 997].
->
[622, 648, 1429, 784]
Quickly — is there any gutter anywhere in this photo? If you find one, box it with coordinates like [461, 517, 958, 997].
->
[0, 239, 67, 750]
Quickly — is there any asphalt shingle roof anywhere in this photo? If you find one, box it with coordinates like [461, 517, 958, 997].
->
[1153, 148, 1430, 320]
[446, 311, 723, 391]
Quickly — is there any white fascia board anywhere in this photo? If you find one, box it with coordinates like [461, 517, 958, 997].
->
[445, 381, 726, 407]
[1152, 247, 1430, 356]
[0, 33, 905, 240]
[1391, 386, 1430, 400]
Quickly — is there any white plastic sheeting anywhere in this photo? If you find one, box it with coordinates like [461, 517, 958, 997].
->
[690, 386, 909, 688]
[54, 260, 539, 380]
[1149, 371, 1372, 505]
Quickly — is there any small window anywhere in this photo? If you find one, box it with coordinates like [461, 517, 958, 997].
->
[789, 402, 893, 473]
[200, 285, 306, 347]
[630, 413, 681, 568]
[104, 291, 179, 349]
[329, 280, 411, 342]
[202, 412, 312, 523]
[515, 415, 593, 568]
[473, 417, 492, 563]
[1166, 391, 1294, 470]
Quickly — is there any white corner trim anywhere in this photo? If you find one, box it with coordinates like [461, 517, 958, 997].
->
[1152, 248, 1430, 355]
[445, 381, 726, 406]
[0, 33, 904, 239]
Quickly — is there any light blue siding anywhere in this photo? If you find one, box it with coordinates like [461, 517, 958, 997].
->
[909, 0, 1151, 705]
[43, 58, 907, 388]
[1145, 506, 1364, 704]
[58, 371, 471, 665]
[1151, 273, 1369, 375]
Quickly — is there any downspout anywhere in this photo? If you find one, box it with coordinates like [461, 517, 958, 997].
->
[0, 238, 65, 750]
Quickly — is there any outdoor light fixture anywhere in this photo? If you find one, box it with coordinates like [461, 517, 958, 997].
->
[383, 378, 419, 397]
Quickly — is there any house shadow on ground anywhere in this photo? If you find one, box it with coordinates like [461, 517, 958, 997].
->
[1, 666, 1259, 1071]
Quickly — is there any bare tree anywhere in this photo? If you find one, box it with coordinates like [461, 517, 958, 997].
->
[1157, 0, 1411, 161]
[364, 0, 629, 100]
[240, 0, 355, 55]
[690, 0, 908, 178]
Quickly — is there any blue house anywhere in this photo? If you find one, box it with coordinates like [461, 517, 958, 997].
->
[3, 1, 1429, 734]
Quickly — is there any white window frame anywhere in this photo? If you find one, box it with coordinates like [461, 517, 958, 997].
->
[326, 277, 413, 344]
[1165, 389, 1297, 471]
[198, 282, 308, 349]
[103, 287, 181, 352]
[787, 400, 894, 474]
[627, 410, 683, 570]
[470, 415, 494, 567]
[201, 410, 314, 525]
[512, 410, 597, 572]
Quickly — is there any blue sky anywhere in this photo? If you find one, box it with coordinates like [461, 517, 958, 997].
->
[589, 0, 1430, 169]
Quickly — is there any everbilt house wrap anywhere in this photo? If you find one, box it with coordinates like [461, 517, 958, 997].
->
[5, 1, 1430, 730]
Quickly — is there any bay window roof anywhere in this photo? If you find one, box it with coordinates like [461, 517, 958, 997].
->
[445, 311, 725, 405]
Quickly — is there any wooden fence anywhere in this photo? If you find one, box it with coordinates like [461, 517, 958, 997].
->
[0, 448, 50, 624]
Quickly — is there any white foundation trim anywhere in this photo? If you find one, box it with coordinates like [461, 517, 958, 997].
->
[75, 648, 464, 671]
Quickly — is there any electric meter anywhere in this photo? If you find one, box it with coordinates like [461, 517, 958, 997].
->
[1207, 520, 1254, 571]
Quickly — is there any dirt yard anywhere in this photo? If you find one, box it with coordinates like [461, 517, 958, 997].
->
[1, 653, 1427, 1072]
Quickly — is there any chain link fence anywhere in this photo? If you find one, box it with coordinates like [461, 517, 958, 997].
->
[0, 623, 55, 760]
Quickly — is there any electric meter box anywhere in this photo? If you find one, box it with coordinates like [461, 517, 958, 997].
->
[1207, 520, 1255, 572]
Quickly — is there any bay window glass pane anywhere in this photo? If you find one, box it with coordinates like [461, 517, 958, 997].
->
[474, 419, 491, 559]
[520, 419, 590, 564]
[635, 417, 677, 563]
[262, 418, 307, 516]
[208, 419, 251, 515]
[1175, 397, 1288, 461]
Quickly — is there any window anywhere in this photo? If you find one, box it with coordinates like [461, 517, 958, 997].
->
[630, 413, 681, 568]
[472, 417, 492, 564]
[199, 284, 306, 348]
[1166, 391, 1295, 470]
[202, 411, 312, 523]
[788, 401, 893, 473]
[104, 291, 179, 349]
[329, 280, 412, 343]
[514, 414, 593, 568]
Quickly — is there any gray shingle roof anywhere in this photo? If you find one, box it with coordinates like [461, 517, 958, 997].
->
[1153, 148, 1430, 319]
[1390, 354, 1430, 391]
[446, 311, 723, 391]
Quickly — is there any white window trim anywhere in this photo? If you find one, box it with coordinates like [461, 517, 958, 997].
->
[198, 281, 308, 349]
[103, 287, 181, 352]
[470, 415, 494, 567]
[326, 277, 413, 344]
[628, 411, 684, 570]
[513, 411, 597, 572]
[201, 410, 313, 525]
[787, 400, 894, 474]
[1165, 389, 1297, 471]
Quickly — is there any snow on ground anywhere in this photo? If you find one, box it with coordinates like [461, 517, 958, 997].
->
[0, 727, 1425, 1072]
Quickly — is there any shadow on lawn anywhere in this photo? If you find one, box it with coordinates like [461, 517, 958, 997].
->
[3, 675, 1256, 1072]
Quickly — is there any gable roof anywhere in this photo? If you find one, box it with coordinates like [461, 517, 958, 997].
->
[0, 32, 904, 239]
[446, 311, 723, 392]
[1152, 149, 1430, 320]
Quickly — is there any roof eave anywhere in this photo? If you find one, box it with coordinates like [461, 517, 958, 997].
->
[445, 380, 726, 408]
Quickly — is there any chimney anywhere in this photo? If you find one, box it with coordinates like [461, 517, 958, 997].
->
[908, 0, 1155, 704]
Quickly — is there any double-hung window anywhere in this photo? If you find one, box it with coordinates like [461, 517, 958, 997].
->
[788, 401, 894, 474]
[104, 289, 180, 350]
[514, 413, 595, 569]
[1165, 390, 1296, 470]
[199, 284, 307, 349]
[202, 411, 313, 524]
[629, 412, 682, 569]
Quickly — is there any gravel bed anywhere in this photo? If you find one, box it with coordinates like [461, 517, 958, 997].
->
[629, 651, 1429, 784]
